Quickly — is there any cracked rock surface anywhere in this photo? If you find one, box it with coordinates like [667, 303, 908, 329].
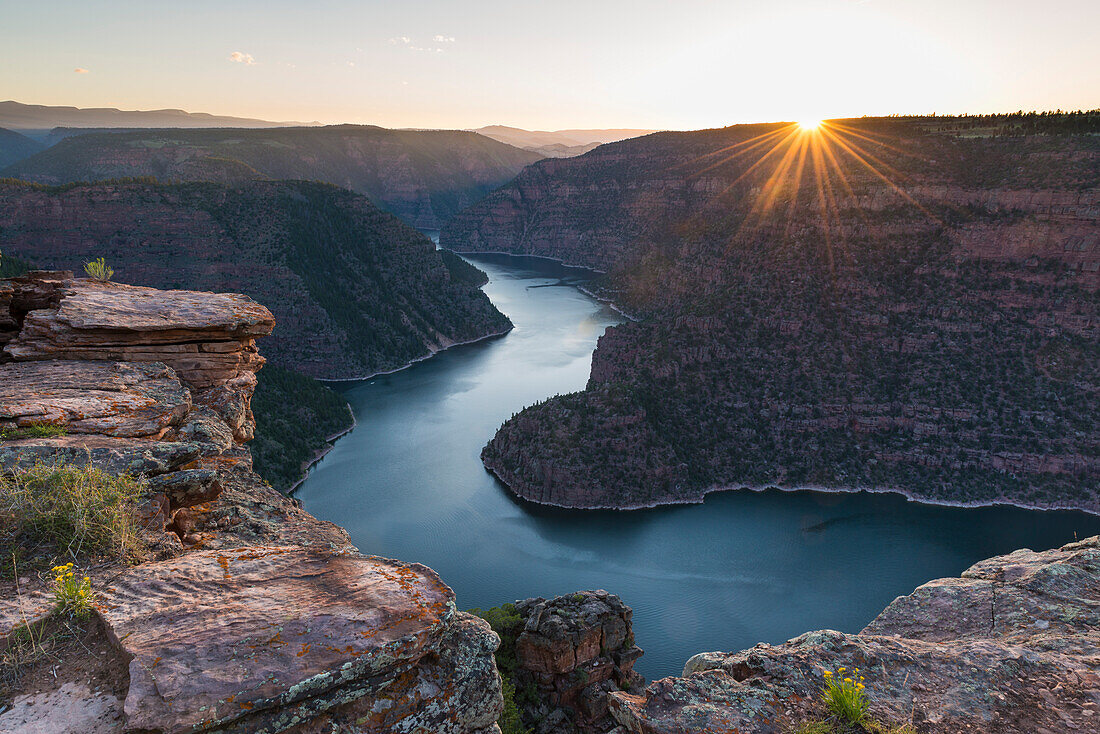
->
[610, 536, 1100, 733]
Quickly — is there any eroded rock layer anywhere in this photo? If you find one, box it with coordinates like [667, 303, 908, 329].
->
[0, 274, 503, 734]
[513, 590, 645, 733]
[0, 180, 512, 380]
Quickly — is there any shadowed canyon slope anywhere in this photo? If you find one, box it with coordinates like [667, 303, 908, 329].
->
[2, 125, 543, 229]
[0, 128, 43, 169]
[0, 179, 511, 380]
[442, 115, 1100, 511]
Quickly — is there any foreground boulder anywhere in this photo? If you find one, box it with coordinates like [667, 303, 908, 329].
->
[609, 536, 1100, 733]
[99, 546, 501, 733]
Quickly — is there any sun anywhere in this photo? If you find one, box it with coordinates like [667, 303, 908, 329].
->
[798, 119, 822, 131]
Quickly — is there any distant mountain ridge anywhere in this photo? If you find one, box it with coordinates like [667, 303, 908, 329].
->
[3, 125, 543, 229]
[0, 100, 317, 138]
[474, 125, 656, 157]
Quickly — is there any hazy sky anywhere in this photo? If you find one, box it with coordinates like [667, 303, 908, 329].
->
[2, 0, 1097, 130]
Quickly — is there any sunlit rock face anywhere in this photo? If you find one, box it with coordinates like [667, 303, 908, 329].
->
[0, 273, 503, 734]
[609, 535, 1100, 734]
[444, 118, 1100, 512]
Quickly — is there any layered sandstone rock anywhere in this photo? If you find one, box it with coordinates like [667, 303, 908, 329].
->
[0, 180, 512, 381]
[609, 535, 1100, 733]
[0, 274, 503, 734]
[510, 590, 645, 733]
[99, 547, 500, 734]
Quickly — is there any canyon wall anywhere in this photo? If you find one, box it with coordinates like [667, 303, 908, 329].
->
[0, 273, 504, 733]
[0, 179, 511, 380]
[2, 125, 543, 230]
[443, 119, 1100, 512]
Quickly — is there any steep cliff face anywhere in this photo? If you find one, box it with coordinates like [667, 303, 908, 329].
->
[609, 535, 1100, 733]
[0, 179, 512, 380]
[0, 273, 503, 734]
[513, 591, 645, 733]
[2, 125, 543, 229]
[443, 118, 1100, 511]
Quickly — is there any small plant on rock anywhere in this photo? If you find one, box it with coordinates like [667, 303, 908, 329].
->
[50, 562, 94, 618]
[83, 257, 114, 281]
[822, 667, 868, 724]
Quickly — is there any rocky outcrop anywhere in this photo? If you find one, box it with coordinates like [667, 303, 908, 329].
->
[507, 591, 645, 733]
[0, 273, 503, 733]
[447, 117, 1100, 512]
[609, 535, 1100, 733]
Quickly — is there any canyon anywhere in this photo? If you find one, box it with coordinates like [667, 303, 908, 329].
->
[442, 115, 1100, 512]
[3, 271, 1097, 734]
[0, 178, 512, 488]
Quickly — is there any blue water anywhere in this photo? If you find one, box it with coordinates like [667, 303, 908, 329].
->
[297, 253, 1100, 680]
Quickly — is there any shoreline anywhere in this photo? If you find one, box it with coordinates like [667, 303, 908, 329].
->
[448, 246, 641, 321]
[485, 461, 1100, 518]
[318, 325, 514, 383]
[445, 247, 609, 275]
[286, 323, 513, 494]
[286, 407, 358, 495]
[577, 284, 640, 322]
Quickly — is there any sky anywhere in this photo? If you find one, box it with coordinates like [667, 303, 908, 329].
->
[2, 0, 1097, 131]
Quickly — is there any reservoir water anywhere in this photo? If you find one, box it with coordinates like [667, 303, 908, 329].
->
[297, 253, 1100, 680]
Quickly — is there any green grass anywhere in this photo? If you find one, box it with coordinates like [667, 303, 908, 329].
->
[0, 462, 146, 565]
[0, 423, 67, 441]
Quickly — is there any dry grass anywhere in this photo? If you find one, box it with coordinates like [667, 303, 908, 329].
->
[0, 462, 146, 567]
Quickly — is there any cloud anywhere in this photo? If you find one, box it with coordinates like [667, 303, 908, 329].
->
[73, 67, 90, 74]
[389, 36, 447, 53]
[433, 35, 455, 43]
[228, 51, 256, 65]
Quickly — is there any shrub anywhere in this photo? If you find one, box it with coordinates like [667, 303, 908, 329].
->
[83, 257, 114, 281]
[50, 562, 94, 618]
[822, 667, 868, 724]
[469, 604, 531, 734]
[0, 462, 146, 562]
